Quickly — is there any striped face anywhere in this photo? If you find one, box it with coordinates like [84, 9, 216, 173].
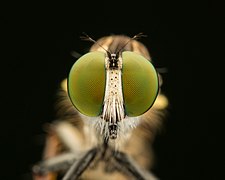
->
[68, 50, 159, 118]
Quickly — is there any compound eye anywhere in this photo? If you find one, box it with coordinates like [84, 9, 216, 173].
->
[68, 51, 106, 116]
[122, 51, 159, 116]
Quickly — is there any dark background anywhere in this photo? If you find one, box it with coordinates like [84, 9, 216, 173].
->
[2, 1, 224, 180]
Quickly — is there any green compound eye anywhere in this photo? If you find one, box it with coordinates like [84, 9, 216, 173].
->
[68, 51, 106, 116]
[122, 51, 159, 116]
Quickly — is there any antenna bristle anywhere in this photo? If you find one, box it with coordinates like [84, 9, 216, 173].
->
[80, 32, 96, 43]
[80, 33, 111, 54]
[133, 32, 147, 40]
[115, 33, 147, 54]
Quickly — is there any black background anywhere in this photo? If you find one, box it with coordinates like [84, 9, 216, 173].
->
[2, 1, 224, 180]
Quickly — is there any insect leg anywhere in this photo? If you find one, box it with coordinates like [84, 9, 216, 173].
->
[32, 120, 87, 180]
[32, 128, 62, 180]
[114, 151, 158, 180]
[32, 152, 77, 175]
[62, 148, 98, 180]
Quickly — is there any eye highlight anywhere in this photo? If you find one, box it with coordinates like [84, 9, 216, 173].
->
[122, 51, 159, 116]
[68, 51, 106, 116]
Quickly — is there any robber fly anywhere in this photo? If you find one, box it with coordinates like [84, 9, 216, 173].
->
[32, 33, 168, 180]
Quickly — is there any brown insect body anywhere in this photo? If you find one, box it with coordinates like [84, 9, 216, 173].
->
[32, 34, 168, 180]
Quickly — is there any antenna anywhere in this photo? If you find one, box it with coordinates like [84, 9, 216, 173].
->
[115, 32, 147, 54]
[80, 32, 112, 56]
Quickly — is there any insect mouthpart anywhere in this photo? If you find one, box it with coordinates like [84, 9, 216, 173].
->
[109, 123, 118, 139]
